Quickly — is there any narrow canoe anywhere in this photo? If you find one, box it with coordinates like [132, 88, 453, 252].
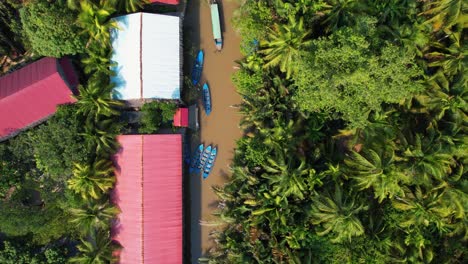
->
[189, 144, 204, 174]
[203, 147, 218, 179]
[202, 83, 212, 115]
[198, 145, 212, 172]
[210, 1, 222, 51]
[191, 50, 204, 85]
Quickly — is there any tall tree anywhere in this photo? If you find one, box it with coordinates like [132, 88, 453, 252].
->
[77, 0, 117, 48]
[420, 0, 467, 31]
[20, 0, 85, 57]
[69, 201, 119, 235]
[310, 185, 368, 243]
[260, 15, 312, 78]
[344, 147, 409, 202]
[74, 75, 122, 120]
[293, 19, 423, 127]
[69, 230, 117, 264]
[67, 160, 115, 201]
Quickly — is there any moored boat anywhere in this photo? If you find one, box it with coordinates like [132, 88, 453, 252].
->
[189, 144, 204, 174]
[210, 0, 222, 51]
[198, 145, 212, 172]
[191, 50, 204, 85]
[203, 147, 218, 179]
[202, 83, 212, 115]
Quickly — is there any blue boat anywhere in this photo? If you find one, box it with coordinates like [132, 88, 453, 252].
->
[202, 83, 212, 115]
[198, 145, 212, 172]
[189, 144, 204, 174]
[191, 50, 204, 85]
[203, 147, 217, 179]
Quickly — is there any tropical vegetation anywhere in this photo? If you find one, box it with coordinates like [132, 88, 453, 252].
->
[0, 0, 151, 262]
[203, 0, 467, 263]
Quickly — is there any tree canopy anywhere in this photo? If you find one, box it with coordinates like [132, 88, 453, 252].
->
[293, 18, 424, 127]
[19, 0, 85, 57]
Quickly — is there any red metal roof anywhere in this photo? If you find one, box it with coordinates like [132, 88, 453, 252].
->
[149, 0, 179, 4]
[173, 108, 188, 127]
[0, 57, 76, 140]
[112, 135, 182, 264]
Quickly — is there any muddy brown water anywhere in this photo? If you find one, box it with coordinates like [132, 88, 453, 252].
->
[184, 0, 242, 262]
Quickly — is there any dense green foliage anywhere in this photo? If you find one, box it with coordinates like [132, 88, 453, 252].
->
[0, 106, 90, 244]
[29, 105, 90, 179]
[19, 0, 85, 57]
[0, 240, 67, 264]
[294, 18, 424, 127]
[204, 0, 467, 263]
[139, 101, 178, 134]
[0, 1, 26, 57]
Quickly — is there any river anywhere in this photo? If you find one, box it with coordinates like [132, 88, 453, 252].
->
[183, 0, 243, 262]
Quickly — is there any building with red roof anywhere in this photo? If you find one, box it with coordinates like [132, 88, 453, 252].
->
[173, 107, 188, 127]
[0, 57, 77, 141]
[112, 134, 183, 264]
[149, 0, 179, 4]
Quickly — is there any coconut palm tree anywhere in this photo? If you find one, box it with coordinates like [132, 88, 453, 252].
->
[321, 0, 363, 32]
[67, 160, 116, 201]
[69, 201, 120, 235]
[392, 186, 453, 233]
[420, 0, 467, 31]
[81, 43, 115, 76]
[344, 147, 409, 202]
[77, 0, 118, 48]
[425, 30, 467, 76]
[261, 150, 316, 200]
[115, 0, 149, 13]
[69, 230, 117, 264]
[74, 76, 123, 120]
[310, 185, 368, 243]
[82, 117, 120, 155]
[260, 15, 312, 78]
[398, 132, 455, 185]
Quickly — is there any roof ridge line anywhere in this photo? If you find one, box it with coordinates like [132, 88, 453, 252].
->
[141, 134, 144, 263]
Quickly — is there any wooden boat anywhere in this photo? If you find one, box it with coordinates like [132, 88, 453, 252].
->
[191, 50, 204, 85]
[198, 145, 212, 172]
[189, 144, 204, 174]
[210, 0, 222, 51]
[203, 147, 217, 179]
[202, 83, 212, 115]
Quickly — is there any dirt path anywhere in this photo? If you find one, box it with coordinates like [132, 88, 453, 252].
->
[184, 0, 242, 262]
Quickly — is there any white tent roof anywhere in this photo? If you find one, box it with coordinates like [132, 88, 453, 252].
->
[111, 13, 180, 100]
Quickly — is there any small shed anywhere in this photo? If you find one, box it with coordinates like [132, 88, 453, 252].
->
[173, 107, 188, 127]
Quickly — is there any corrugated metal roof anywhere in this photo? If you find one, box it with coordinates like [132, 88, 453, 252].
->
[149, 0, 179, 4]
[0, 57, 76, 140]
[173, 108, 188, 127]
[111, 13, 180, 100]
[112, 134, 183, 264]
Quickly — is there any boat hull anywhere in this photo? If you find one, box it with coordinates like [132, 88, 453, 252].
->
[210, 2, 222, 51]
[189, 144, 204, 174]
[202, 83, 212, 115]
[191, 50, 204, 85]
[198, 145, 212, 172]
[203, 147, 218, 179]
